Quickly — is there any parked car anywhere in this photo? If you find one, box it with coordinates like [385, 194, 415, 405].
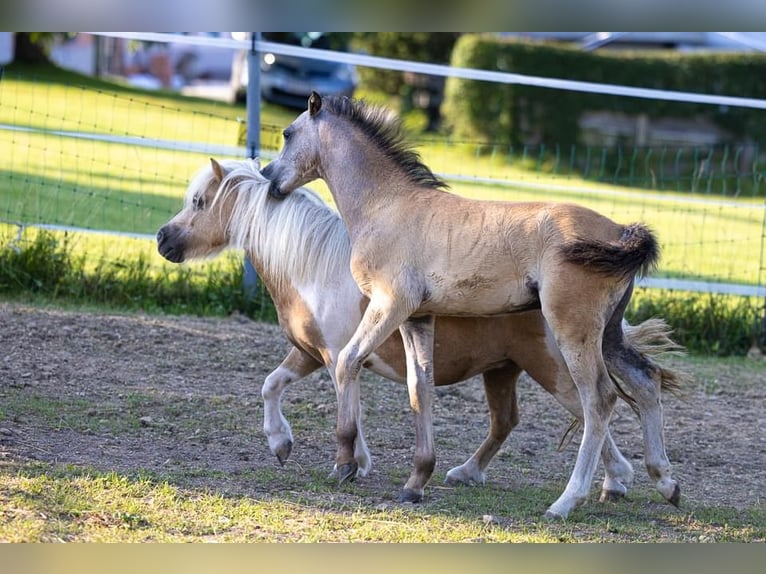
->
[237, 32, 358, 108]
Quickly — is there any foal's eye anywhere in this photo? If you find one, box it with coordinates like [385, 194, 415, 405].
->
[282, 128, 291, 141]
[192, 195, 205, 211]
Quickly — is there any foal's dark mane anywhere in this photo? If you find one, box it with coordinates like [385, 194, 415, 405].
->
[322, 96, 449, 190]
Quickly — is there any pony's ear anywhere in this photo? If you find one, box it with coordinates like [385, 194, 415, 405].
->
[309, 91, 322, 117]
[210, 158, 227, 181]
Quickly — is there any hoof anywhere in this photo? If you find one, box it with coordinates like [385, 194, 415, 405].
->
[398, 488, 423, 504]
[275, 440, 293, 465]
[444, 474, 467, 486]
[444, 469, 483, 487]
[668, 483, 681, 508]
[599, 489, 626, 503]
[337, 462, 358, 485]
[543, 509, 567, 521]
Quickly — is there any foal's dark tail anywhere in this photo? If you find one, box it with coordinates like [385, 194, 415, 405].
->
[560, 223, 660, 279]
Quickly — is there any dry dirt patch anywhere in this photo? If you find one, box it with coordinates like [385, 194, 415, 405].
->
[1, 302, 764, 512]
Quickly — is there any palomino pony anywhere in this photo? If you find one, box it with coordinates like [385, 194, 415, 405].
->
[158, 158, 685, 509]
[261, 92, 681, 519]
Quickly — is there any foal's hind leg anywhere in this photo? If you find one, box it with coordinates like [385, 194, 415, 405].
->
[544, 382, 635, 501]
[262, 347, 323, 464]
[445, 365, 521, 486]
[541, 282, 620, 519]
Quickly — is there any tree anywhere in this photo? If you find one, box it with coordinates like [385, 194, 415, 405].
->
[352, 33, 461, 131]
[12, 33, 57, 65]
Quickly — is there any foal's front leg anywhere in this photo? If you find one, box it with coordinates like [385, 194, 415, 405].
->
[398, 315, 436, 503]
[335, 293, 414, 484]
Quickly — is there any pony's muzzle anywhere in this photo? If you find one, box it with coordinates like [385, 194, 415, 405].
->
[156, 225, 185, 263]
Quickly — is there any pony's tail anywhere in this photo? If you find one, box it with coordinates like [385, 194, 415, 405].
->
[560, 223, 660, 279]
[621, 317, 691, 399]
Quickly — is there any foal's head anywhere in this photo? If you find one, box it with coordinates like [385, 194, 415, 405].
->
[261, 92, 326, 199]
[157, 158, 251, 263]
[261, 91, 446, 199]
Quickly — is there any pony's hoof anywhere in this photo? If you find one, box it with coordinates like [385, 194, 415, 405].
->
[275, 440, 293, 465]
[599, 489, 626, 503]
[668, 483, 681, 508]
[543, 509, 567, 521]
[337, 462, 358, 485]
[398, 488, 423, 504]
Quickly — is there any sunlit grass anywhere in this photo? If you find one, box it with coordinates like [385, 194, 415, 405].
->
[1, 459, 762, 542]
[2, 64, 764, 288]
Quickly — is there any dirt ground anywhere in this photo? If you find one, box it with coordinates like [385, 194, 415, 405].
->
[0, 302, 764, 514]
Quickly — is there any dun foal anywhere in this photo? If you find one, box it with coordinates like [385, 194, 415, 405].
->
[262, 93, 683, 518]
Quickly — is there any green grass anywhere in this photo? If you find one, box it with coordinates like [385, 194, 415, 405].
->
[2, 461, 762, 542]
[2, 63, 763, 286]
[0, 62, 764, 351]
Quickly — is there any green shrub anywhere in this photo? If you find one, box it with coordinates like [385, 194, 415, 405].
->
[627, 289, 763, 356]
[1, 230, 762, 355]
[0, 230, 277, 322]
[444, 34, 766, 149]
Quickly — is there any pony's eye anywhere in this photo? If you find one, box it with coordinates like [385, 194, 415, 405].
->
[193, 195, 205, 211]
[283, 128, 291, 141]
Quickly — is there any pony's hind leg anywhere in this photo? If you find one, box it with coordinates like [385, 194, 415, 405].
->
[603, 287, 680, 507]
[604, 340, 680, 507]
[540, 277, 620, 519]
[445, 364, 521, 486]
[545, 344, 617, 519]
[262, 347, 323, 464]
[548, 383, 635, 501]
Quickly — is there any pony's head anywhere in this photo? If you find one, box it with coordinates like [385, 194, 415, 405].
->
[261, 91, 325, 199]
[157, 157, 262, 263]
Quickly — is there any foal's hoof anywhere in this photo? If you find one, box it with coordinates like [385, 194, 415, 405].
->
[398, 488, 423, 504]
[337, 462, 358, 485]
[668, 483, 681, 508]
[275, 440, 293, 465]
[599, 489, 626, 503]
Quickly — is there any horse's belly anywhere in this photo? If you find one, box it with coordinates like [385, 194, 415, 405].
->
[419, 287, 539, 316]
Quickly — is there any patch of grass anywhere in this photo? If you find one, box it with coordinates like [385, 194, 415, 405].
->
[0, 228, 278, 322]
[1, 460, 762, 542]
[627, 288, 764, 356]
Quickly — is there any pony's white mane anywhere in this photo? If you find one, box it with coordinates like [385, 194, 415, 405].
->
[190, 159, 351, 291]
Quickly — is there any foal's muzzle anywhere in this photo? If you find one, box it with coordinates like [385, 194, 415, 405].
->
[267, 180, 289, 200]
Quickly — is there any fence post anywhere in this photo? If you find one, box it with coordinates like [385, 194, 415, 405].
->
[243, 32, 261, 300]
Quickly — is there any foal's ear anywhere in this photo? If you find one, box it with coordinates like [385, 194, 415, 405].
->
[308, 91, 322, 117]
[210, 158, 227, 181]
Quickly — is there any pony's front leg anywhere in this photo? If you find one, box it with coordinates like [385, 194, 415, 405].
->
[335, 294, 413, 484]
[398, 315, 436, 503]
[262, 347, 323, 464]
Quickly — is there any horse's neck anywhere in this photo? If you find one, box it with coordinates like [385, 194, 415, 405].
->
[235, 189, 350, 296]
[320, 130, 407, 239]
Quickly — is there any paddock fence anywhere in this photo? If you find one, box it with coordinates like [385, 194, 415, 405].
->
[1, 32, 765, 344]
